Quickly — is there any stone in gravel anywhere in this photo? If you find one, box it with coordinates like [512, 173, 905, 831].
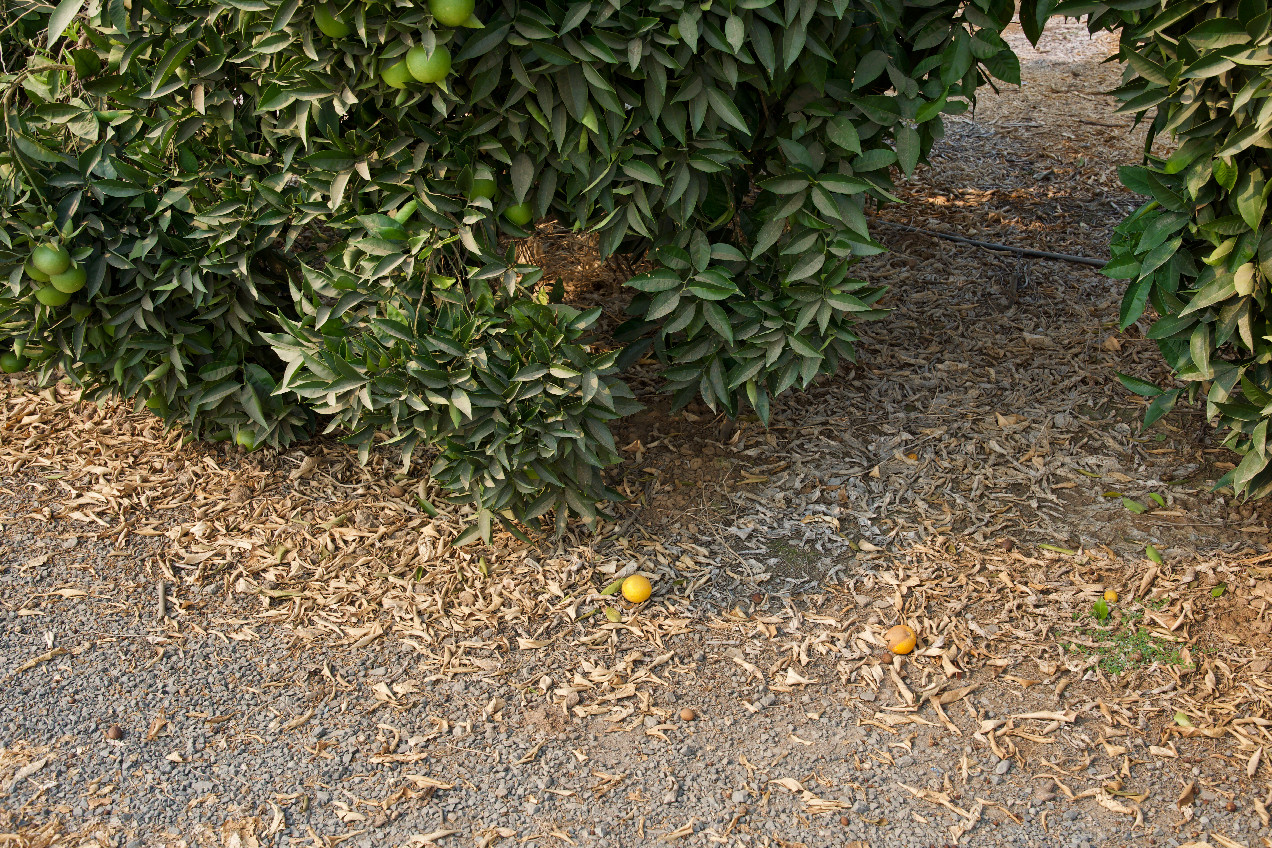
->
[105, 724, 123, 740]
[995, 758, 1012, 775]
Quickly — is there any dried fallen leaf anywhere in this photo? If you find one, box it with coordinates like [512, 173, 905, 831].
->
[406, 830, 458, 845]
[3, 757, 48, 796]
[1094, 789, 1136, 816]
[1209, 835, 1248, 848]
[405, 775, 454, 790]
[280, 709, 314, 732]
[936, 683, 978, 705]
[770, 778, 806, 793]
[660, 822, 694, 841]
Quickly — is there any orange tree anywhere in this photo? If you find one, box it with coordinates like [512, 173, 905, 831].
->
[0, 0, 1023, 541]
[1044, 0, 1272, 500]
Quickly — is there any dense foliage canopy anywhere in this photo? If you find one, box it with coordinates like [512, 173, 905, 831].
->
[4, 0, 1267, 541]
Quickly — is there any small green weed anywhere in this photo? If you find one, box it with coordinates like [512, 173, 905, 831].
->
[1066, 610, 1188, 676]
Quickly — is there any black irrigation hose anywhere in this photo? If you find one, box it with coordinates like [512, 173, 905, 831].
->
[873, 219, 1109, 268]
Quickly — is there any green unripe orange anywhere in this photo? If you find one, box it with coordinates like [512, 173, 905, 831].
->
[24, 261, 50, 283]
[381, 59, 413, 89]
[0, 352, 28, 373]
[313, 4, 351, 37]
[50, 265, 87, 294]
[34, 286, 72, 307]
[469, 178, 497, 200]
[504, 202, 534, 226]
[406, 45, 451, 83]
[235, 429, 257, 450]
[429, 0, 474, 27]
[31, 243, 71, 276]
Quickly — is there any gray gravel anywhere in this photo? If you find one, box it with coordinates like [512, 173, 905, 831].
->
[0, 531, 1262, 848]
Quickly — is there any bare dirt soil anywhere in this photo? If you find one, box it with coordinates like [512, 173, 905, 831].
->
[1, 19, 1271, 848]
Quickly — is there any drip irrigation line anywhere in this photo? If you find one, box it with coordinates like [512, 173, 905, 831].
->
[873, 219, 1108, 268]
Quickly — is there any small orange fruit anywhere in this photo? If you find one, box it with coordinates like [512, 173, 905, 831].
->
[885, 624, 917, 655]
[621, 574, 652, 603]
[1103, 589, 1118, 603]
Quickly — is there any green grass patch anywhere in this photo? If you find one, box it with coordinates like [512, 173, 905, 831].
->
[1066, 610, 1189, 676]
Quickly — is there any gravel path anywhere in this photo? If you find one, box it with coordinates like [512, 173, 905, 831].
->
[2, 536, 1264, 848]
[3, 20, 1271, 848]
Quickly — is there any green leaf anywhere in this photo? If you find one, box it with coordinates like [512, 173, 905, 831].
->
[1235, 169, 1267, 230]
[702, 302, 734, 345]
[1119, 274, 1152, 329]
[705, 88, 750, 134]
[1185, 17, 1251, 50]
[1144, 389, 1181, 427]
[1018, 0, 1057, 46]
[725, 15, 744, 52]
[646, 289, 682, 321]
[1214, 158, 1238, 191]
[48, 0, 84, 43]
[1121, 497, 1147, 514]
[895, 126, 920, 176]
[1117, 372, 1164, 397]
[853, 148, 897, 172]
[826, 116, 861, 154]
[621, 160, 662, 186]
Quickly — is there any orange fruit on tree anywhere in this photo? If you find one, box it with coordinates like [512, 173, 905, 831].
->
[50, 265, 87, 294]
[313, 3, 351, 37]
[469, 177, 497, 200]
[34, 285, 71, 307]
[621, 574, 652, 603]
[31, 243, 71, 276]
[24, 260, 50, 283]
[381, 58, 412, 89]
[429, 0, 474, 27]
[406, 44, 451, 83]
[0, 352, 28, 373]
[503, 202, 533, 226]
